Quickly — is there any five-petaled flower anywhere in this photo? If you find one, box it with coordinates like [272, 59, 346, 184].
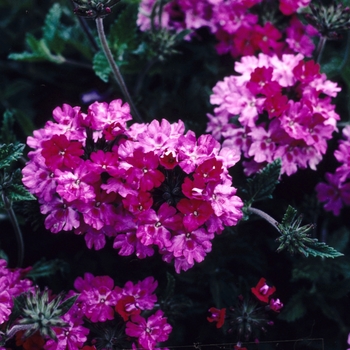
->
[251, 278, 276, 303]
[207, 307, 226, 329]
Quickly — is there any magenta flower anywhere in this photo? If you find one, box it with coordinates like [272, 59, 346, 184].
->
[40, 196, 80, 233]
[44, 319, 89, 350]
[126, 310, 172, 350]
[170, 227, 214, 265]
[74, 274, 118, 323]
[316, 173, 350, 216]
[115, 276, 158, 321]
[269, 298, 283, 313]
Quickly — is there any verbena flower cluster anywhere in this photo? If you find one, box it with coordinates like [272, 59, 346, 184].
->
[207, 53, 341, 176]
[316, 125, 350, 215]
[0, 259, 33, 328]
[137, 0, 316, 58]
[22, 99, 243, 273]
[1, 270, 170, 350]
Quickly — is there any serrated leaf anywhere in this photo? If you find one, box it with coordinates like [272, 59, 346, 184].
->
[109, 5, 138, 58]
[1, 110, 16, 144]
[42, 3, 65, 54]
[55, 294, 78, 317]
[245, 159, 281, 204]
[278, 290, 307, 322]
[281, 205, 298, 227]
[8, 34, 65, 64]
[43, 3, 63, 43]
[299, 240, 344, 258]
[0, 143, 24, 169]
[27, 258, 70, 280]
[6, 184, 36, 202]
[93, 51, 111, 82]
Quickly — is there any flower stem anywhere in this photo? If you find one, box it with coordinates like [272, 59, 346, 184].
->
[1, 193, 24, 267]
[315, 36, 327, 64]
[247, 207, 281, 234]
[95, 17, 143, 122]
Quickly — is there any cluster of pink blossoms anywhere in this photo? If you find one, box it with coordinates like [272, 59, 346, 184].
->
[316, 126, 350, 215]
[22, 99, 243, 273]
[55, 274, 171, 350]
[2, 273, 170, 350]
[207, 53, 341, 176]
[137, 0, 316, 58]
[0, 259, 33, 327]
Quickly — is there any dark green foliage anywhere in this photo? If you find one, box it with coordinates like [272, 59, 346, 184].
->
[243, 159, 281, 206]
[93, 50, 112, 82]
[0, 143, 24, 169]
[276, 206, 343, 258]
[26, 258, 70, 281]
[278, 290, 307, 322]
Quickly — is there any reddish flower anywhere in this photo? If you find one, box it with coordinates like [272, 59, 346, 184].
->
[177, 198, 214, 231]
[207, 307, 226, 328]
[41, 134, 84, 170]
[251, 278, 276, 303]
[115, 295, 141, 321]
[247, 67, 281, 96]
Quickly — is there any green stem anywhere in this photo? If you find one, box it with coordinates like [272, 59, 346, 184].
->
[70, 0, 99, 52]
[1, 193, 24, 267]
[315, 36, 327, 64]
[95, 17, 143, 123]
[247, 207, 281, 234]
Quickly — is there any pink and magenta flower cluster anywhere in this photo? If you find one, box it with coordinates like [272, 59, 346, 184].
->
[65, 274, 171, 350]
[22, 99, 243, 273]
[137, 0, 316, 58]
[5, 272, 170, 350]
[0, 259, 33, 327]
[207, 53, 341, 176]
[316, 125, 350, 215]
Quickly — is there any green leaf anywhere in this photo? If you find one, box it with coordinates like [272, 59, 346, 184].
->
[244, 158, 281, 205]
[27, 258, 70, 281]
[93, 51, 111, 82]
[298, 240, 344, 258]
[6, 184, 36, 202]
[276, 206, 343, 258]
[109, 5, 138, 58]
[55, 294, 79, 317]
[278, 290, 307, 322]
[43, 3, 63, 43]
[8, 34, 65, 64]
[42, 3, 65, 54]
[1, 110, 16, 144]
[0, 143, 24, 169]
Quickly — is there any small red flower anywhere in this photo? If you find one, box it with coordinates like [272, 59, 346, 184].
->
[207, 307, 226, 328]
[251, 278, 276, 303]
[115, 295, 141, 321]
